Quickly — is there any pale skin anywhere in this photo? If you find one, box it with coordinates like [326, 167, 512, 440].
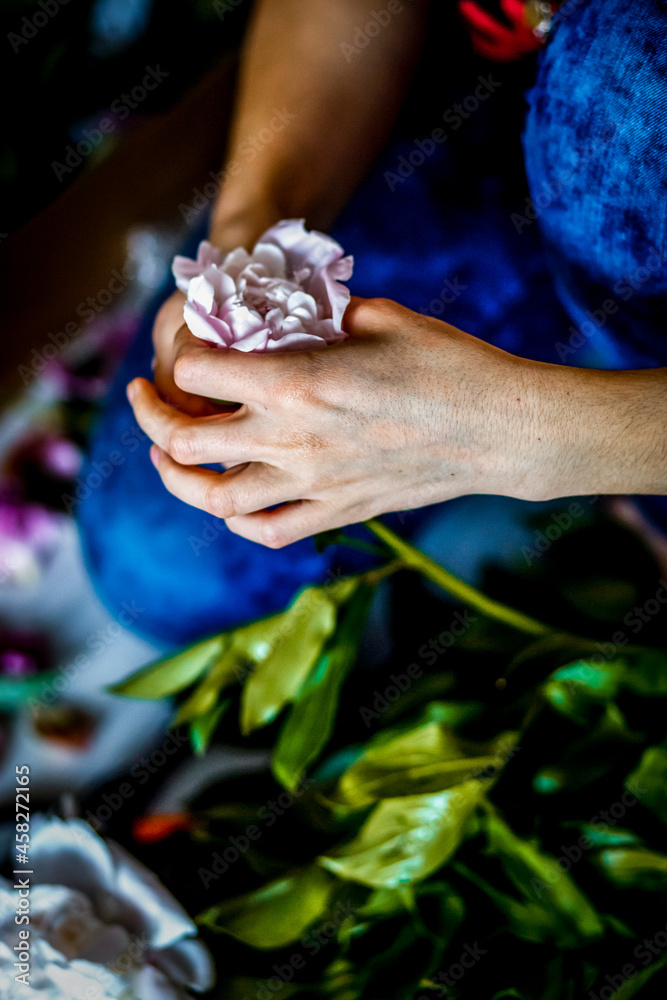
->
[127, 0, 667, 549]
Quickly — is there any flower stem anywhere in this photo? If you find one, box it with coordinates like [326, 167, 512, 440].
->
[365, 519, 551, 637]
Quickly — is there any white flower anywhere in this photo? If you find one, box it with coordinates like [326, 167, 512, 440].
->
[172, 219, 354, 352]
[0, 817, 213, 999]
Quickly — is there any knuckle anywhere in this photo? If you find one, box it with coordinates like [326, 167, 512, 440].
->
[203, 484, 235, 520]
[167, 424, 199, 464]
[173, 352, 200, 390]
[260, 520, 289, 549]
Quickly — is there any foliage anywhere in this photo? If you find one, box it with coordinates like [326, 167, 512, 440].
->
[114, 515, 667, 999]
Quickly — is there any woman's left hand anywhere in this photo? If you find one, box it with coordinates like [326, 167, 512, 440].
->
[127, 295, 660, 548]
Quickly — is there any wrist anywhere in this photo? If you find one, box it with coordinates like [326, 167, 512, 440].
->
[208, 189, 284, 255]
[504, 360, 667, 502]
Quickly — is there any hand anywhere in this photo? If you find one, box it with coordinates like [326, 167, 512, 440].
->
[151, 206, 282, 416]
[128, 297, 550, 547]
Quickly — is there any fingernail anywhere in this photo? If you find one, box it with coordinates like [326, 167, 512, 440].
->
[126, 380, 137, 402]
[150, 445, 160, 468]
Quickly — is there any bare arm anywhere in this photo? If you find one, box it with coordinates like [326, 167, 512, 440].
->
[209, 0, 429, 246]
[154, 0, 428, 409]
[131, 299, 667, 548]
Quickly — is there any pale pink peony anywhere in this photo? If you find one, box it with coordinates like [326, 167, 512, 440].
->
[172, 219, 353, 352]
[0, 817, 214, 1000]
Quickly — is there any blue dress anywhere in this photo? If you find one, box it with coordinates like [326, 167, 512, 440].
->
[77, 0, 667, 646]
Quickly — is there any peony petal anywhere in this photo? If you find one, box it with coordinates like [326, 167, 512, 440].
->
[222, 247, 252, 281]
[251, 242, 287, 278]
[287, 290, 318, 318]
[265, 332, 328, 351]
[306, 254, 353, 329]
[203, 264, 236, 305]
[30, 818, 117, 908]
[280, 315, 307, 335]
[187, 274, 216, 313]
[108, 841, 197, 951]
[130, 963, 184, 1000]
[183, 302, 232, 346]
[258, 219, 344, 274]
[232, 328, 270, 352]
[151, 937, 215, 991]
[226, 304, 266, 341]
[172, 242, 222, 293]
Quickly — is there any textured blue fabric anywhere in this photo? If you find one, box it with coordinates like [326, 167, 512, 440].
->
[78, 0, 667, 645]
[523, 0, 667, 371]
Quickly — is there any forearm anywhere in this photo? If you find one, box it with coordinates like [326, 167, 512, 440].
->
[209, 0, 427, 247]
[517, 362, 667, 500]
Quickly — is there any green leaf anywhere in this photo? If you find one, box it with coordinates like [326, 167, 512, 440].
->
[621, 648, 667, 696]
[550, 659, 622, 700]
[111, 634, 225, 699]
[314, 528, 345, 553]
[190, 698, 230, 755]
[607, 953, 667, 999]
[454, 861, 564, 945]
[174, 642, 243, 724]
[197, 865, 335, 949]
[483, 811, 604, 946]
[625, 741, 667, 824]
[318, 780, 484, 888]
[335, 709, 518, 807]
[591, 848, 667, 890]
[561, 822, 640, 850]
[272, 582, 375, 791]
[542, 659, 622, 725]
[240, 585, 338, 734]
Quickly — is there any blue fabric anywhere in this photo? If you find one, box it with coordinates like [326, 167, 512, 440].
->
[77, 0, 667, 646]
[522, 0, 667, 371]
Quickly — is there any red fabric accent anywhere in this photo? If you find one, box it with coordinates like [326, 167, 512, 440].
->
[458, 0, 545, 62]
[132, 812, 195, 843]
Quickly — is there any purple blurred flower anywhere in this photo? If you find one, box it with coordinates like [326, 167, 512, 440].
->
[41, 316, 138, 402]
[0, 490, 63, 586]
[5, 432, 83, 511]
[173, 219, 353, 352]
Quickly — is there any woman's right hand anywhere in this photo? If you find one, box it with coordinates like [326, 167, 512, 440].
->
[151, 205, 284, 416]
[151, 289, 214, 416]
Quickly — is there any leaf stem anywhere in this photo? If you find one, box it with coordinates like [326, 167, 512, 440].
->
[365, 519, 551, 638]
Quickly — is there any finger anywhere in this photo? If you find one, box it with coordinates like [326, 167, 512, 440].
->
[225, 499, 343, 549]
[171, 326, 321, 404]
[342, 296, 404, 338]
[149, 446, 302, 519]
[127, 378, 258, 466]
